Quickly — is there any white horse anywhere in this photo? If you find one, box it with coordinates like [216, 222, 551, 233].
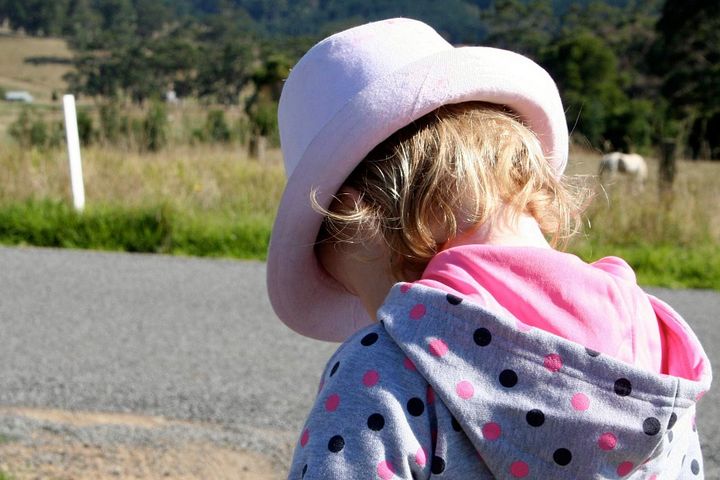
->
[599, 152, 648, 189]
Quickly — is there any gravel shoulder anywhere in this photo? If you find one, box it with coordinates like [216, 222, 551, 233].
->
[0, 407, 282, 479]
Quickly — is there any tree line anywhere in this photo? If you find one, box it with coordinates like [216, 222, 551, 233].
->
[1, 0, 718, 159]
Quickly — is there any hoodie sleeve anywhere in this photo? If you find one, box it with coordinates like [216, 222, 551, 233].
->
[287, 325, 435, 480]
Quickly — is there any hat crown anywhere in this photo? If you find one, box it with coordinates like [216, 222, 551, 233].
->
[278, 18, 452, 177]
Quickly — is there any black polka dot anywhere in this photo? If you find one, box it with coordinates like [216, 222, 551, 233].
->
[451, 416, 462, 431]
[446, 293, 463, 305]
[499, 369, 518, 388]
[668, 412, 677, 429]
[431, 456, 446, 474]
[668, 430, 674, 443]
[691, 459, 700, 475]
[585, 347, 600, 357]
[614, 378, 632, 396]
[367, 413, 385, 431]
[330, 361, 340, 376]
[361, 332, 378, 346]
[301, 464, 307, 478]
[407, 397, 425, 416]
[328, 435, 345, 453]
[553, 448, 572, 466]
[473, 328, 492, 347]
[643, 417, 661, 436]
[526, 409, 545, 427]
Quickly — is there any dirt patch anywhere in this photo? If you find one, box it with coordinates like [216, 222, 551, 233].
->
[0, 408, 283, 480]
[0, 407, 179, 429]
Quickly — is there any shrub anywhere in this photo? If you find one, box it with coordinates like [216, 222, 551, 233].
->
[142, 101, 168, 151]
[76, 108, 95, 146]
[99, 101, 122, 144]
[205, 109, 231, 143]
[248, 99, 279, 146]
[9, 108, 50, 148]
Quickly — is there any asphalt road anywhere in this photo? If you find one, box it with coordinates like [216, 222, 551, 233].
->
[0, 246, 717, 475]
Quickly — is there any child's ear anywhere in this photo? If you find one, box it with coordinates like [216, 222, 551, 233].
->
[333, 186, 364, 210]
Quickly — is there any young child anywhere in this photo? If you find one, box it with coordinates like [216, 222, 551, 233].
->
[266, 18, 712, 479]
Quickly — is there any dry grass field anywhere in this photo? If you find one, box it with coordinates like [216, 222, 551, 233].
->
[568, 147, 720, 245]
[0, 143, 285, 221]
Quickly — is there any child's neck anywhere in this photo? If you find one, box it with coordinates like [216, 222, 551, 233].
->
[446, 212, 551, 250]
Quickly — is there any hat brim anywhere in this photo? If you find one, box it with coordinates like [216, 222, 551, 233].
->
[267, 46, 568, 342]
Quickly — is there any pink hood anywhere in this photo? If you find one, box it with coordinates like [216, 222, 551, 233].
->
[417, 245, 705, 379]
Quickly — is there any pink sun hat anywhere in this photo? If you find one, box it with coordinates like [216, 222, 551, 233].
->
[267, 18, 569, 342]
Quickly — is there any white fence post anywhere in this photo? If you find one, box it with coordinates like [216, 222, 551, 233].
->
[62, 94, 85, 212]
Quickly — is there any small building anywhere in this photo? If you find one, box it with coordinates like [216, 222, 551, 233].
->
[5, 91, 34, 103]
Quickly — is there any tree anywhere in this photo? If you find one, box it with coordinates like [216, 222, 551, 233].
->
[654, 0, 720, 159]
[1, 0, 70, 35]
[562, 0, 662, 97]
[246, 52, 291, 148]
[542, 31, 626, 148]
[481, 0, 556, 60]
[190, 4, 259, 104]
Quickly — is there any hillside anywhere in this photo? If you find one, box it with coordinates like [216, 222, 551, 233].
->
[0, 32, 72, 102]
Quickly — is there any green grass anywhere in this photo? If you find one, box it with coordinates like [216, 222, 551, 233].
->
[0, 199, 271, 260]
[2, 198, 720, 289]
[570, 242, 720, 290]
[0, 471, 14, 480]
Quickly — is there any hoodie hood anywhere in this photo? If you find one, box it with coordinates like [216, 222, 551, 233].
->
[417, 246, 665, 372]
[379, 282, 712, 478]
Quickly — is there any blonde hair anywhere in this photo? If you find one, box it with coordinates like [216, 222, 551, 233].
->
[313, 101, 586, 280]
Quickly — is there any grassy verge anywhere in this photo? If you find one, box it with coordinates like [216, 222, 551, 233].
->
[1, 198, 719, 290]
[0, 199, 271, 260]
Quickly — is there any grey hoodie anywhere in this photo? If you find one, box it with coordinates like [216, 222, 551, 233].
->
[288, 283, 712, 479]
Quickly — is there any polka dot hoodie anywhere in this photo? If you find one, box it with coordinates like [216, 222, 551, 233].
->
[289, 284, 712, 479]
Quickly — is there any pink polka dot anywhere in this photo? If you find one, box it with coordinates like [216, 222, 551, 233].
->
[429, 338, 449, 357]
[515, 319, 533, 332]
[456, 380, 475, 400]
[325, 393, 340, 412]
[377, 460, 395, 480]
[363, 370, 379, 387]
[300, 429, 309, 447]
[403, 357, 416, 371]
[410, 304, 426, 320]
[510, 460, 529, 478]
[544, 353, 563, 372]
[400, 283, 411, 293]
[426, 386, 435, 405]
[648, 474, 658, 480]
[415, 447, 427, 467]
[482, 422, 501, 440]
[617, 461, 634, 477]
[571, 392, 590, 411]
[598, 432, 617, 450]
